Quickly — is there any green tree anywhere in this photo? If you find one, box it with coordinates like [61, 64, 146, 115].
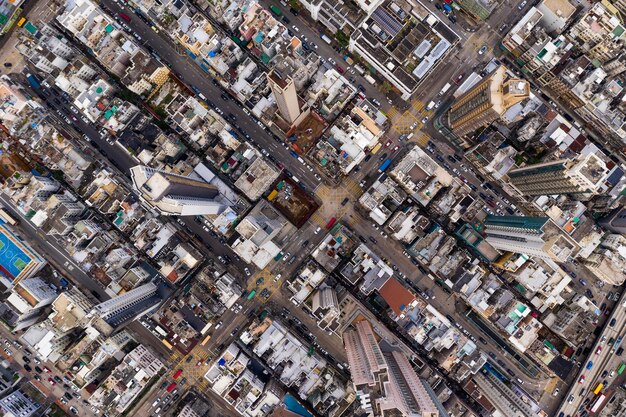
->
[334, 30, 350, 49]
[380, 81, 392, 93]
[289, 0, 302, 9]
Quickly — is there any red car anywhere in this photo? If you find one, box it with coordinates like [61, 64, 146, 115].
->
[384, 139, 393, 148]
[43, 367, 51, 373]
[454, 73, 465, 85]
[578, 375, 585, 384]
[335, 65, 345, 74]
[48, 377, 55, 385]
[391, 145, 400, 153]
[596, 346, 602, 355]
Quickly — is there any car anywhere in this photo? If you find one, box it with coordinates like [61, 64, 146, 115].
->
[22, 356, 30, 363]
[421, 116, 429, 124]
[497, 360, 505, 367]
[609, 318, 616, 327]
[478, 45, 487, 55]
[391, 145, 400, 153]
[579, 278, 587, 286]
[43, 367, 51, 373]
[328, 57, 336, 66]
[3, 62, 12, 68]
[578, 375, 585, 384]
[499, 24, 508, 32]
[69, 406, 78, 414]
[454, 73, 465, 84]
[215, 321, 223, 329]
[314, 226, 321, 234]
[335, 65, 345, 74]
[369, 236, 378, 244]
[596, 346, 602, 355]
[24, 364, 32, 372]
[506, 368, 515, 376]
[244, 267, 251, 276]
[518, 0, 527, 9]
[384, 139, 393, 148]
[48, 377, 56, 385]
[435, 3, 442, 9]
[341, 197, 350, 206]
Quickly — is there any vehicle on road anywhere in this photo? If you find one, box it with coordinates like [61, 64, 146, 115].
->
[173, 369, 183, 379]
[166, 382, 177, 393]
[478, 45, 487, 55]
[379, 159, 392, 172]
[326, 217, 337, 229]
[518, 0, 527, 9]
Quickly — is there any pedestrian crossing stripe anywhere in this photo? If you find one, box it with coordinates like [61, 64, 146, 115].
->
[387, 107, 399, 119]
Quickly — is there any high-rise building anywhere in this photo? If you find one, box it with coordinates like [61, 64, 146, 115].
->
[3, 277, 57, 331]
[484, 215, 579, 262]
[507, 154, 609, 196]
[90, 282, 160, 327]
[599, 207, 626, 234]
[267, 70, 301, 125]
[130, 166, 227, 216]
[0, 223, 46, 288]
[448, 66, 529, 137]
[0, 390, 40, 417]
[343, 320, 440, 417]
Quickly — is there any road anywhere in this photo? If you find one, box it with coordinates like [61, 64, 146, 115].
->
[0, 330, 92, 416]
[100, 0, 319, 190]
[556, 296, 626, 417]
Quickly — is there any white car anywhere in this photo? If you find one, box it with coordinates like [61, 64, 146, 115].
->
[291, 25, 300, 32]
[244, 267, 251, 276]
[328, 57, 336, 65]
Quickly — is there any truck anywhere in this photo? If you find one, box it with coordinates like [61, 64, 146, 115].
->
[269, 5, 282, 16]
[379, 159, 392, 172]
[320, 33, 332, 44]
[618, 362, 626, 375]
[173, 369, 183, 379]
[371, 143, 383, 155]
[344, 55, 354, 65]
[593, 383, 603, 395]
[247, 290, 256, 300]
[166, 382, 177, 393]
[26, 73, 41, 89]
[438, 83, 451, 96]
[426, 101, 436, 111]
[364, 74, 376, 85]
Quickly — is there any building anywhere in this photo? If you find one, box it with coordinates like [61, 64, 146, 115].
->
[468, 372, 536, 417]
[3, 277, 57, 331]
[0, 224, 46, 288]
[0, 390, 40, 417]
[484, 215, 579, 262]
[130, 166, 227, 216]
[507, 154, 609, 196]
[267, 70, 301, 126]
[343, 320, 440, 417]
[583, 234, 626, 286]
[89, 282, 160, 327]
[448, 66, 529, 137]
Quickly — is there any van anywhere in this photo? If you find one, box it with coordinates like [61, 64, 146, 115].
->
[426, 101, 436, 110]
[291, 176, 300, 183]
[199, 93, 207, 101]
[297, 157, 305, 164]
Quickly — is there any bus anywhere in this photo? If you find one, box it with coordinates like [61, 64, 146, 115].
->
[590, 394, 606, 413]
[247, 290, 256, 300]
[618, 362, 626, 375]
[593, 383, 603, 395]
[201, 334, 212, 346]
[173, 369, 183, 379]
[269, 5, 282, 16]
[118, 12, 131, 22]
[325, 217, 337, 229]
[379, 159, 392, 172]
[371, 143, 383, 155]
[17, 17, 26, 27]
[166, 382, 177, 392]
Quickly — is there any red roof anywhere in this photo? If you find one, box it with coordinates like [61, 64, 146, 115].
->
[379, 278, 415, 316]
